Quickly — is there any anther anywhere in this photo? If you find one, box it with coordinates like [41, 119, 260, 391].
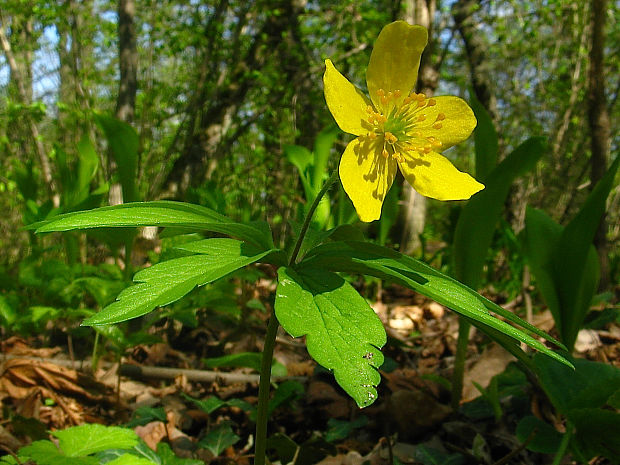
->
[436, 113, 445, 121]
[433, 122, 443, 129]
[366, 105, 374, 114]
[427, 98, 436, 106]
[382, 149, 389, 158]
[393, 90, 402, 98]
[367, 132, 377, 140]
[417, 115, 426, 122]
[376, 89, 385, 97]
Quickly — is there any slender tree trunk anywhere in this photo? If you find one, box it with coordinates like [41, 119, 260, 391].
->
[587, 0, 611, 288]
[399, 0, 437, 254]
[0, 18, 59, 207]
[110, 0, 138, 206]
[452, 0, 498, 124]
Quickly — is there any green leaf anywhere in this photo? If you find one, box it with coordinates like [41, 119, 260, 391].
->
[515, 415, 563, 454]
[534, 355, 620, 414]
[414, 445, 465, 465]
[31, 201, 274, 250]
[311, 125, 339, 190]
[18, 440, 97, 465]
[105, 454, 155, 465]
[570, 409, 620, 462]
[325, 416, 368, 442]
[155, 443, 204, 465]
[95, 113, 139, 202]
[552, 155, 620, 349]
[275, 267, 386, 407]
[203, 350, 286, 376]
[453, 137, 545, 289]
[301, 241, 571, 367]
[470, 93, 498, 182]
[197, 422, 240, 456]
[52, 424, 138, 457]
[83, 239, 274, 325]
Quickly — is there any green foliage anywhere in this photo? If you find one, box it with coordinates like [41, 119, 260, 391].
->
[300, 241, 569, 367]
[533, 355, 620, 462]
[196, 422, 240, 457]
[523, 156, 620, 351]
[82, 239, 275, 325]
[275, 267, 385, 407]
[453, 136, 545, 289]
[203, 351, 287, 376]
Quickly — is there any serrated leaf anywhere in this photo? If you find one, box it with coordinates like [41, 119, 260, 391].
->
[18, 440, 98, 465]
[83, 240, 274, 325]
[197, 422, 240, 456]
[52, 424, 138, 457]
[31, 201, 274, 250]
[301, 241, 571, 368]
[275, 267, 386, 407]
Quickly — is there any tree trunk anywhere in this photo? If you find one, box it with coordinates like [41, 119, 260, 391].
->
[110, 0, 138, 206]
[587, 0, 611, 288]
[452, 0, 498, 124]
[399, 0, 437, 254]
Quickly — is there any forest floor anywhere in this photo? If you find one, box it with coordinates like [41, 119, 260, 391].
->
[1, 278, 619, 465]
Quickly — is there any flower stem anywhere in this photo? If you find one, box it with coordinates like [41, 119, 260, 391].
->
[254, 169, 339, 465]
[451, 318, 470, 409]
[289, 169, 340, 265]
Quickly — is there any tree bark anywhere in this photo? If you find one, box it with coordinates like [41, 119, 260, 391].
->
[587, 0, 611, 288]
[399, 0, 437, 254]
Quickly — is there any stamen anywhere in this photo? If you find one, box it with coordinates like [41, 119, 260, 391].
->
[376, 89, 385, 97]
[367, 132, 377, 140]
[435, 113, 445, 121]
[417, 115, 426, 122]
[381, 149, 389, 158]
[393, 90, 402, 98]
[366, 105, 374, 113]
[433, 122, 443, 129]
[427, 98, 436, 106]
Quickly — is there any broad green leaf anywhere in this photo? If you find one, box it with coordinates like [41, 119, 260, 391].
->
[197, 422, 240, 456]
[378, 180, 400, 246]
[301, 241, 571, 367]
[534, 355, 620, 414]
[414, 444, 466, 465]
[522, 207, 564, 330]
[31, 201, 274, 250]
[18, 440, 97, 465]
[53, 424, 138, 457]
[0, 294, 16, 326]
[106, 454, 155, 465]
[453, 137, 545, 289]
[311, 125, 339, 190]
[275, 267, 386, 407]
[470, 93, 498, 182]
[553, 155, 620, 349]
[284, 144, 313, 180]
[515, 416, 563, 454]
[155, 443, 204, 465]
[570, 409, 620, 463]
[203, 351, 286, 376]
[95, 113, 139, 202]
[83, 240, 274, 325]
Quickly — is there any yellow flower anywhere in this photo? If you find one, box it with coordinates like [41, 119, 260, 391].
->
[324, 21, 484, 222]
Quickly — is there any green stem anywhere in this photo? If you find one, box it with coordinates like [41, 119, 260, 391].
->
[289, 169, 340, 265]
[92, 331, 100, 373]
[254, 314, 279, 465]
[254, 169, 339, 465]
[451, 318, 470, 409]
[551, 420, 573, 465]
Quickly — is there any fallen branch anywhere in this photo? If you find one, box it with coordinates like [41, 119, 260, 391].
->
[0, 355, 307, 385]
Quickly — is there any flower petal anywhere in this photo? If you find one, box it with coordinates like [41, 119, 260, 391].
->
[339, 137, 398, 222]
[366, 21, 427, 110]
[399, 150, 484, 201]
[421, 96, 477, 150]
[324, 59, 373, 136]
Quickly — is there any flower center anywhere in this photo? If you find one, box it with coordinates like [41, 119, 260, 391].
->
[365, 88, 445, 162]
